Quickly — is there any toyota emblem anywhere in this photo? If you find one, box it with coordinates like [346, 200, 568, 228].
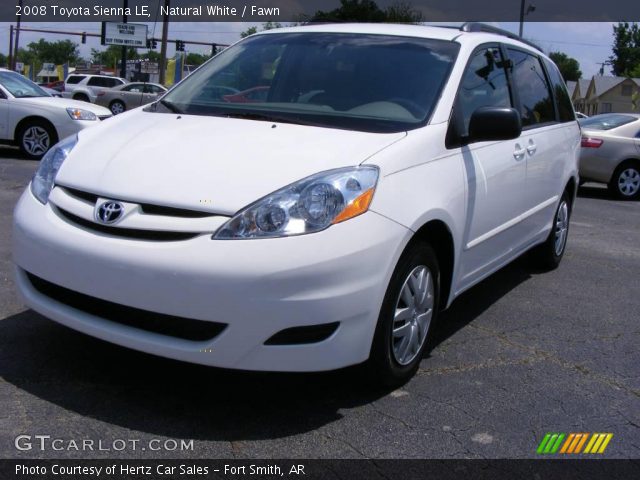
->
[96, 200, 124, 224]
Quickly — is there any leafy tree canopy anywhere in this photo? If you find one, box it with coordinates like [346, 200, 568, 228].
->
[609, 22, 640, 77]
[549, 51, 582, 82]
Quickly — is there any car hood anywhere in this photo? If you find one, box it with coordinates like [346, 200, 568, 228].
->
[14, 96, 111, 116]
[56, 109, 406, 215]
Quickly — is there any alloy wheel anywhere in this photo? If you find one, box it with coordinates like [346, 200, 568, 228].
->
[111, 102, 125, 115]
[392, 265, 434, 366]
[554, 200, 569, 256]
[22, 126, 50, 156]
[617, 168, 640, 197]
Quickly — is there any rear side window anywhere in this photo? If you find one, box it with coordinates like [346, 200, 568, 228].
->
[507, 49, 555, 127]
[66, 75, 85, 84]
[544, 59, 576, 122]
[580, 114, 638, 130]
[87, 77, 106, 87]
[454, 46, 513, 138]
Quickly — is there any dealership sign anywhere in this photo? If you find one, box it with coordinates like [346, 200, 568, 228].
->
[101, 22, 147, 47]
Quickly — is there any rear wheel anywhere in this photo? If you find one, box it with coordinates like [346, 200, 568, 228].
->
[531, 192, 571, 270]
[368, 241, 439, 387]
[608, 161, 640, 200]
[110, 100, 126, 115]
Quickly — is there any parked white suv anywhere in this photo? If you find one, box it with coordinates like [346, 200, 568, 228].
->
[63, 74, 127, 103]
[13, 23, 580, 385]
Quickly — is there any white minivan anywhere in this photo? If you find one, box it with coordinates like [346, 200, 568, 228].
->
[13, 23, 580, 385]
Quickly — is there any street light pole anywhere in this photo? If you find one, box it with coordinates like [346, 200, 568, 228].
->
[13, 0, 23, 70]
[8, 25, 14, 71]
[519, 0, 525, 37]
[159, 0, 170, 85]
[120, 0, 128, 78]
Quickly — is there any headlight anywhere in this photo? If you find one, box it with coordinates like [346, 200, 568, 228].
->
[30, 135, 78, 204]
[66, 108, 97, 121]
[214, 166, 379, 239]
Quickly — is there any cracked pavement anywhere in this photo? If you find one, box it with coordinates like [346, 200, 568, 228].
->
[1, 148, 638, 459]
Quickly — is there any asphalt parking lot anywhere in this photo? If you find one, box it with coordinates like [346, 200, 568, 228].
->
[1, 146, 638, 460]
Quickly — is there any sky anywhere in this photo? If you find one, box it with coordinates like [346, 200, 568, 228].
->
[0, 21, 618, 79]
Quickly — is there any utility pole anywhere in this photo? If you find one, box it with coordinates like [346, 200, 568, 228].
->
[8, 25, 14, 71]
[159, 0, 170, 85]
[120, 0, 128, 78]
[13, 0, 23, 70]
[519, 1, 536, 37]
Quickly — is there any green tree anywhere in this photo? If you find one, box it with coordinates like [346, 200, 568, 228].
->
[91, 45, 139, 68]
[19, 39, 80, 65]
[185, 52, 211, 66]
[549, 52, 582, 82]
[609, 22, 640, 77]
[0, 53, 6, 67]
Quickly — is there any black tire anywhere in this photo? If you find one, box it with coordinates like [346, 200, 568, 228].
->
[530, 192, 571, 270]
[17, 120, 57, 160]
[608, 160, 640, 200]
[110, 100, 126, 115]
[368, 241, 440, 387]
[73, 93, 90, 102]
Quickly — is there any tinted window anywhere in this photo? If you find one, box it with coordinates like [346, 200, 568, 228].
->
[454, 46, 512, 138]
[144, 84, 164, 93]
[579, 114, 638, 130]
[87, 77, 106, 87]
[66, 75, 85, 84]
[106, 78, 123, 87]
[162, 33, 460, 133]
[123, 84, 143, 92]
[508, 49, 555, 127]
[544, 59, 575, 122]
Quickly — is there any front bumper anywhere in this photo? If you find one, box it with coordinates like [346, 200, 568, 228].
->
[13, 189, 411, 371]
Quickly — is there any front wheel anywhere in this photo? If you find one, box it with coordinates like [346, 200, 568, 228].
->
[368, 241, 440, 387]
[531, 193, 571, 270]
[608, 161, 640, 200]
[18, 121, 57, 159]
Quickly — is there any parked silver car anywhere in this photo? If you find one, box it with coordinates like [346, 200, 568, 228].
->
[95, 82, 167, 115]
[579, 114, 640, 199]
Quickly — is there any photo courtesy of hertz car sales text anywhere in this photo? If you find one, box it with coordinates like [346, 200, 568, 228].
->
[12, 23, 580, 386]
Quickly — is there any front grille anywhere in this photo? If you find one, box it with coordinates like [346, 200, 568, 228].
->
[55, 207, 200, 242]
[265, 322, 340, 345]
[26, 272, 227, 342]
[61, 186, 215, 218]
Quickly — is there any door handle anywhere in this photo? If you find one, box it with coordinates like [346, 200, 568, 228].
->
[513, 145, 526, 160]
[526, 142, 537, 155]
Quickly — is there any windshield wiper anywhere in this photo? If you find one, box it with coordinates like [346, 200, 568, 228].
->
[222, 111, 317, 127]
[158, 99, 182, 114]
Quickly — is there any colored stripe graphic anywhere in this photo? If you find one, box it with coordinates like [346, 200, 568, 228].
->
[538, 433, 613, 454]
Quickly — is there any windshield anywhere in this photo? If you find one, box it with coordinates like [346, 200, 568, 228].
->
[0, 71, 49, 98]
[161, 32, 459, 133]
[579, 114, 638, 130]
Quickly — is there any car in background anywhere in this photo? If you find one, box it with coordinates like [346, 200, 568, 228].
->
[575, 111, 588, 119]
[63, 74, 127, 103]
[0, 69, 112, 159]
[579, 113, 640, 199]
[95, 82, 167, 115]
[41, 87, 63, 98]
[46, 80, 65, 92]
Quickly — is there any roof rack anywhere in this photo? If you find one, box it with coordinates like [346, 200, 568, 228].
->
[460, 22, 543, 52]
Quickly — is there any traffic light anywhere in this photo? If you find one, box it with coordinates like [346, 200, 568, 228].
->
[175, 40, 185, 52]
[81, 32, 87, 44]
[146, 38, 158, 49]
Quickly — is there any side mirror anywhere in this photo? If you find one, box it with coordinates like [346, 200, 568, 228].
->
[468, 107, 522, 143]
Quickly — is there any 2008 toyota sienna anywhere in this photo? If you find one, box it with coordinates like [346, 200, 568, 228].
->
[13, 23, 580, 385]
